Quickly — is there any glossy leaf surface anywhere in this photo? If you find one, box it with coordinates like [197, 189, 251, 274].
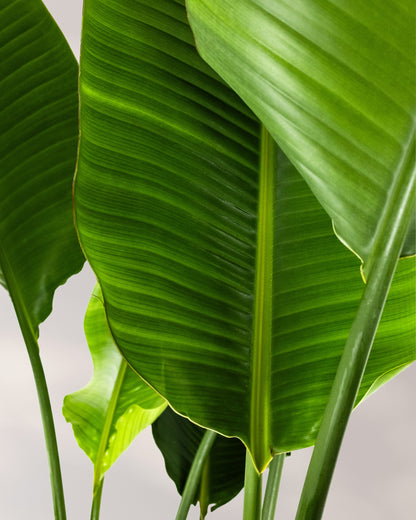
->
[153, 407, 245, 516]
[0, 0, 84, 330]
[74, 0, 415, 471]
[187, 0, 416, 279]
[63, 285, 167, 490]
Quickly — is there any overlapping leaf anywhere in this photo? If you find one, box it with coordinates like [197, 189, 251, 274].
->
[0, 0, 84, 331]
[186, 0, 416, 280]
[74, 0, 415, 471]
[63, 285, 166, 490]
[153, 407, 245, 517]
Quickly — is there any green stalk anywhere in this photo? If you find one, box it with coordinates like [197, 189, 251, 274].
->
[93, 359, 128, 493]
[243, 451, 263, 520]
[175, 429, 217, 520]
[90, 478, 104, 520]
[261, 454, 285, 520]
[295, 138, 416, 519]
[23, 324, 67, 520]
[0, 249, 67, 519]
[88, 357, 128, 519]
[198, 457, 210, 519]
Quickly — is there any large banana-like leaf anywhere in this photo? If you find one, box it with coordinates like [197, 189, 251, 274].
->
[74, 0, 415, 471]
[153, 407, 245, 517]
[0, 0, 84, 330]
[186, 0, 416, 280]
[63, 285, 166, 491]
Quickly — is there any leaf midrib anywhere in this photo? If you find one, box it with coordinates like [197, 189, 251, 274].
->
[250, 125, 276, 472]
[93, 356, 128, 492]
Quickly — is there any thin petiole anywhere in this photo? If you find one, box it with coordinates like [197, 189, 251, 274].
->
[243, 450, 263, 520]
[175, 429, 217, 520]
[90, 478, 104, 520]
[262, 453, 285, 520]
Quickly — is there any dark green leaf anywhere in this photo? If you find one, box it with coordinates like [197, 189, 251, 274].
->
[153, 407, 245, 515]
[0, 0, 84, 331]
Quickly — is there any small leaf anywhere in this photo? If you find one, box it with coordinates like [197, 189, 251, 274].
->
[63, 284, 167, 490]
[152, 407, 245, 515]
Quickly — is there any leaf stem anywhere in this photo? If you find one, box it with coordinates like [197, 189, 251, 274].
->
[261, 453, 285, 520]
[243, 451, 263, 520]
[0, 249, 67, 519]
[24, 326, 67, 520]
[90, 478, 104, 520]
[93, 358, 127, 492]
[295, 137, 416, 519]
[175, 429, 217, 520]
[198, 456, 210, 519]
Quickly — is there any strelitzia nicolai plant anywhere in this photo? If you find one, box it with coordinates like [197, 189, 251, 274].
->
[0, 0, 414, 519]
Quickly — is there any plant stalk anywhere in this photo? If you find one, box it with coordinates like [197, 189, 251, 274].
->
[243, 451, 263, 520]
[93, 358, 128, 493]
[261, 453, 285, 520]
[295, 138, 416, 519]
[24, 325, 67, 520]
[90, 478, 104, 520]
[175, 429, 217, 520]
[198, 456, 210, 519]
[0, 249, 67, 519]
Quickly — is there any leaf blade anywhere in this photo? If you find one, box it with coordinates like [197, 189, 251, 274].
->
[74, 0, 415, 471]
[186, 0, 416, 273]
[152, 408, 245, 514]
[0, 0, 84, 331]
[63, 284, 167, 488]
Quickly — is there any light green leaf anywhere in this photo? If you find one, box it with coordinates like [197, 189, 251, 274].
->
[0, 0, 84, 331]
[63, 284, 167, 490]
[186, 0, 416, 280]
[74, 0, 415, 471]
[153, 407, 245, 516]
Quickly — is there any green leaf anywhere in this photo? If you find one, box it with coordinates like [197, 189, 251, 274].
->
[74, 0, 415, 471]
[152, 407, 245, 516]
[0, 0, 84, 331]
[0, 3, 85, 516]
[186, 0, 416, 280]
[63, 284, 167, 491]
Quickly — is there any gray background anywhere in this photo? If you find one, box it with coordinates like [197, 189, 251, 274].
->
[0, 1, 414, 518]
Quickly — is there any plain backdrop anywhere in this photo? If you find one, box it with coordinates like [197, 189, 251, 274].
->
[0, 1, 415, 518]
